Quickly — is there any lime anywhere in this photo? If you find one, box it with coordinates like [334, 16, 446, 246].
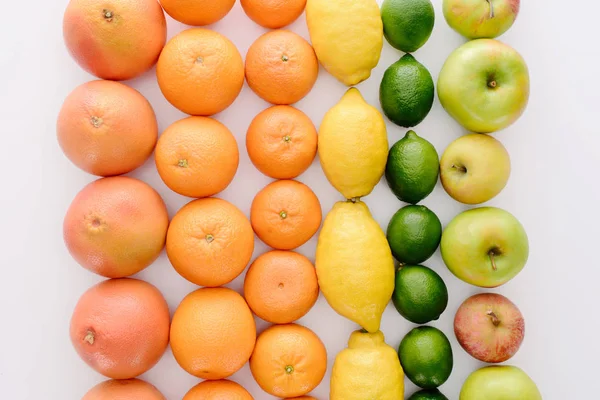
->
[392, 265, 448, 324]
[380, 54, 434, 127]
[385, 130, 439, 204]
[407, 389, 449, 400]
[381, 0, 435, 53]
[386, 205, 442, 264]
[399, 326, 453, 389]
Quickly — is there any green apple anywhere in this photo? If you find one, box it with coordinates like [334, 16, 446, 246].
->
[437, 39, 530, 133]
[440, 133, 510, 204]
[440, 207, 528, 287]
[460, 365, 542, 400]
[443, 0, 520, 39]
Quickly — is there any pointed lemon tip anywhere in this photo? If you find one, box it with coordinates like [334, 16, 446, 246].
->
[342, 87, 364, 102]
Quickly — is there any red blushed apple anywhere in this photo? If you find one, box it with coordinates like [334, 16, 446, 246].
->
[454, 293, 525, 363]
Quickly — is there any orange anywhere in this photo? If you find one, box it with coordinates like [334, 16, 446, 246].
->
[244, 250, 319, 324]
[245, 30, 318, 105]
[170, 288, 257, 380]
[57, 80, 157, 177]
[166, 198, 254, 287]
[82, 379, 165, 400]
[157, 28, 244, 116]
[246, 106, 317, 179]
[63, 177, 169, 278]
[285, 397, 318, 400]
[183, 380, 254, 400]
[241, 0, 307, 29]
[160, 0, 235, 26]
[250, 180, 322, 250]
[70, 278, 170, 379]
[250, 324, 327, 398]
[155, 117, 239, 198]
[63, 0, 166, 80]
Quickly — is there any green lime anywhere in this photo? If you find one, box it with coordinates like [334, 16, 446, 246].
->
[392, 265, 448, 324]
[399, 326, 453, 389]
[387, 205, 442, 264]
[381, 0, 435, 53]
[380, 54, 434, 127]
[385, 130, 439, 204]
[407, 389, 449, 400]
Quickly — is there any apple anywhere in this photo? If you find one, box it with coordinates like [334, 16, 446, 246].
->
[443, 0, 520, 39]
[440, 207, 528, 287]
[437, 39, 530, 133]
[454, 293, 524, 363]
[440, 133, 510, 204]
[460, 365, 542, 400]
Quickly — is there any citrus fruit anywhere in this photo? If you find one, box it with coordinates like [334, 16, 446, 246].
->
[244, 250, 319, 324]
[306, 0, 383, 86]
[70, 278, 170, 379]
[246, 106, 317, 179]
[241, 0, 307, 29]
[381, 0, 435, 52]
[285, 397, 317, 400]
[250, 324, 327, 398]
[330, 330, 404, 400]
[250, 180, 321, 250]
[392, 265, 448, 324]
[316, 200, 395, 333]
[385, 130, 439, 204]
[387, 205, 442, 265]
[407, 389, 449, 400]
[63, 177, 169, 278]
[183, 380, 253, 400]
[155, 117, 239, 198]
[63, 0, 166, 80]
[160, 0, 235, 26]
[380, 54, 435, 127]
[399, 326, 454, 389]
[82, 379, 165, 400]
[170, 287, 257, 380]
[318, 88, 388, 200]
[245, 30, 318, 105]
[57, 80, 157, 177]
[157, 28, 243, 116]
[166, 198, 254, 287]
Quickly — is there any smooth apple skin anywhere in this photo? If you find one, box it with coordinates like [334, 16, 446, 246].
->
[440, 133, 511, 205]
[454, 293, 524, 363]
[460, 365, 542, 400]
[440, 207, 529, 287]
[437, 39, 530, 133]
[443, 0, 520, 39]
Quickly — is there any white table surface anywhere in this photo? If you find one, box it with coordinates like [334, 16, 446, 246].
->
[1, 0, 597, 399]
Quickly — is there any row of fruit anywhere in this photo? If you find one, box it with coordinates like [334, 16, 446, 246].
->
[58, 0, 541, 398]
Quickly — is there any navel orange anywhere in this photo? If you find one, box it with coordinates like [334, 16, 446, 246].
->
[246, 106, 317, 179]
[183, 380, 254, 400]
[160, 0, 236, 26]
[241, 0, 307, 29]
[245, 30, 318, 105]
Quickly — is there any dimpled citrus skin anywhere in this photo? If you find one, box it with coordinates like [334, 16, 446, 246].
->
[70, 279, 170, 380]
[160, 0, 236, 26]
[57, 80, 158, 177]
[63, 0, 166, 80]
[157, 29, 244, 116]
[241, 0, 307, 29]
[183, 380, 254, 400]
[170, 288, 257, 380]
[63, 177, 169, 278]
[82, 379, 166, 400]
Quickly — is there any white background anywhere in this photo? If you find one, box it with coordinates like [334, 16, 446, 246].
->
[0, 0, 597, 399]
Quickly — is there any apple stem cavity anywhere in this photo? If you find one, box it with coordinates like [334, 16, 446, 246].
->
[487, 310, 501, 326]
[486, 0, 495, 19]
[488, 250, 498, 271]
[452, 164, 467, 174]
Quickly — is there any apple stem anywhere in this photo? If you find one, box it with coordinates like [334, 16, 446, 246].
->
[487, 310, 501, 326]
[488, 250, 498, 271]
[452, 164, 467, 173]
[486, 0, 495, 18]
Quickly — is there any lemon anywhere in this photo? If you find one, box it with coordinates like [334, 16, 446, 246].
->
[316, 200, 395, 332]
[306, 0, 383, 86]
[318, 88, 388, 200]
[331, 329, 405, 399]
